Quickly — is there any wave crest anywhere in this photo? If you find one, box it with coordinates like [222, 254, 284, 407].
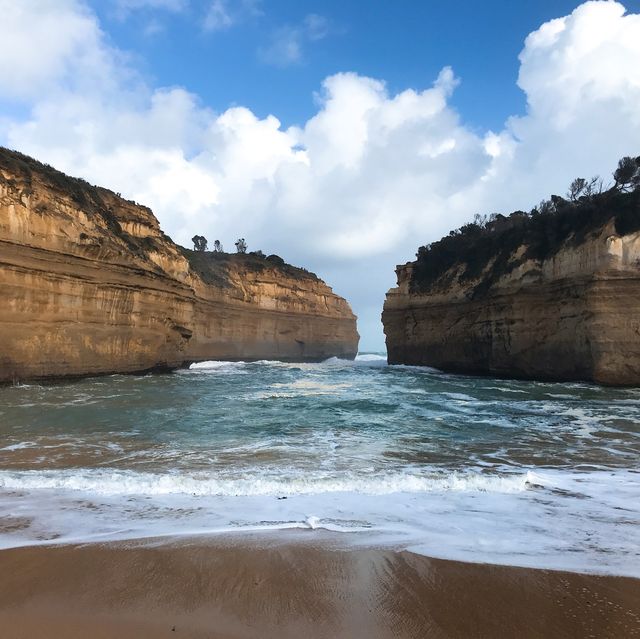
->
[0, 469, 535, 497]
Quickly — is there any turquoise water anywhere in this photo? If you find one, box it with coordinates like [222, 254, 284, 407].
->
[1, 354, 639, 575]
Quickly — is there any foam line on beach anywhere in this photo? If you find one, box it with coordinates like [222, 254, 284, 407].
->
[0, 468, 538, 496]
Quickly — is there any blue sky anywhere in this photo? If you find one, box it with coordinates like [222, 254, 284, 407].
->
[88, 0, 629, 132]
[2, 1, 640, 349]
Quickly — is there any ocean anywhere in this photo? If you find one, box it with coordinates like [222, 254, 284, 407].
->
[0, 354, 638, 576]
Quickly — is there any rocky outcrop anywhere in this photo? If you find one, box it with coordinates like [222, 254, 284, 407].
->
[0, 148, 358, 382]
[383, 196, 640, 385]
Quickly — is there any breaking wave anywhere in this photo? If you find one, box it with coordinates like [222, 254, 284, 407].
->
[0, 468, 538, 497]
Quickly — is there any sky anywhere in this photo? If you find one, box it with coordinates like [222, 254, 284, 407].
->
[1, 0, 640, 350]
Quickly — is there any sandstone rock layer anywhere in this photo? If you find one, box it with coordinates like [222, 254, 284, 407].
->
[0, 149, 358, 382]
[383, 226, 640, 385]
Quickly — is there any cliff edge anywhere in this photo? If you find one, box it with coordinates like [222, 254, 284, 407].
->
[382, 158, 640, 385]
[0, 148, 359, 382]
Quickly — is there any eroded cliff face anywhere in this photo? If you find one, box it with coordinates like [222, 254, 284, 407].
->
[382, 225, 640, 385]
[0, 149, 358, 382]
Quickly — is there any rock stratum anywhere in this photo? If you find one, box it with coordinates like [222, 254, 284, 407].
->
[0, 148, 358, 382]
[383, 168, 640, 385]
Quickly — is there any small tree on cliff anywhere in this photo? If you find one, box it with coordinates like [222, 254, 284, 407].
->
[235, 238, 247, 254]
[213, 240, 223, 252]
[613, 156, 640, 192]
[567, 178, 587, 202]
[567, 176, 603, 202]
[192, 235, 208, 251]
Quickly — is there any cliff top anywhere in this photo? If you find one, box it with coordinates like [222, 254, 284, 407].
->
[409, 156, 640, 297]
[0, 146, 153, 221]
[181, 248, 320, 288]
[0, 146, 322, 288]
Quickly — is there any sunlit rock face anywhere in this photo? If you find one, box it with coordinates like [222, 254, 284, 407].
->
[0, 148, 358, 382]
[383, 216, 640, 386]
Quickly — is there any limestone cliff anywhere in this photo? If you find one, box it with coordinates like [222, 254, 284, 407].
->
[0, 148, 358, 382]
[383, 184, 640, 385]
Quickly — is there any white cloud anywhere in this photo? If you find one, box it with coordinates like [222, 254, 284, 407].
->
[481, 0, 640, 214]
[0, 0, 122, 101]
[203, 0, 233, 31]
[259, 13, 331, 66]
[259, 26, 304, 66]
[518, 1, 640, 124]
[203, 0, 262, 32]
[304, 14, 330, 41]
[2, 1, 640, 349]
[112, 0, 188, 16]
[108, 0, 188, 39]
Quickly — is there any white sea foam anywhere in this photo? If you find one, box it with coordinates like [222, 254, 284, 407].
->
[188, 354, 388, 374]
[0, 468, 534, 497]
[188, 360, 247, 372]
[0, 467, 638, 577]
[443, 392, 476, 402]
[0, 442, 34, 452]
[388, 363, 443, 374]
[483, 386, 528, 394]
[354, 353, 387, 362]
[255, 379, 352, 399]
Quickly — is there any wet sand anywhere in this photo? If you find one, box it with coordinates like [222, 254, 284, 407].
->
[0, 536, 638, 638]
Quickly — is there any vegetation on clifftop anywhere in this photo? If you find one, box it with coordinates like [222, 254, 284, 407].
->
[181, 248, 320, 288]
[411, 156, 640, 296]
[0, 146, 164, 262]
[1, 147, 320, 287]
[0, 146, 150, 221]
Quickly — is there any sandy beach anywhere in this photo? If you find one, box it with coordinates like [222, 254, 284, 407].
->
[0, 535, 638, 639]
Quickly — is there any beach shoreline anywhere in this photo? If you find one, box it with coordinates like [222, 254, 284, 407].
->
[1, 535, 638, 639]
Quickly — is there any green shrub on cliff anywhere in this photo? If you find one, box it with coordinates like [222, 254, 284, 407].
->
[412, 155, 640, 296]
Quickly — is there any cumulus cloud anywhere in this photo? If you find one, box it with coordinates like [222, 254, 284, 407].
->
[477, 0, 640, 214]
[0, 0, 123, 101]
[518, 1, 640, 122]
[1, 0, 640, 348]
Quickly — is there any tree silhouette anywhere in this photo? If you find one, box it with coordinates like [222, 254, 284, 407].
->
[191, 235, 208, 251]
[567, 178, 587, 202]
[613, 156, 640, 192]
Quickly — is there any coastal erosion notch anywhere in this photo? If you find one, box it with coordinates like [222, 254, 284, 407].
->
[0, 147, 359, 383]
[382, 157, 640, 385]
